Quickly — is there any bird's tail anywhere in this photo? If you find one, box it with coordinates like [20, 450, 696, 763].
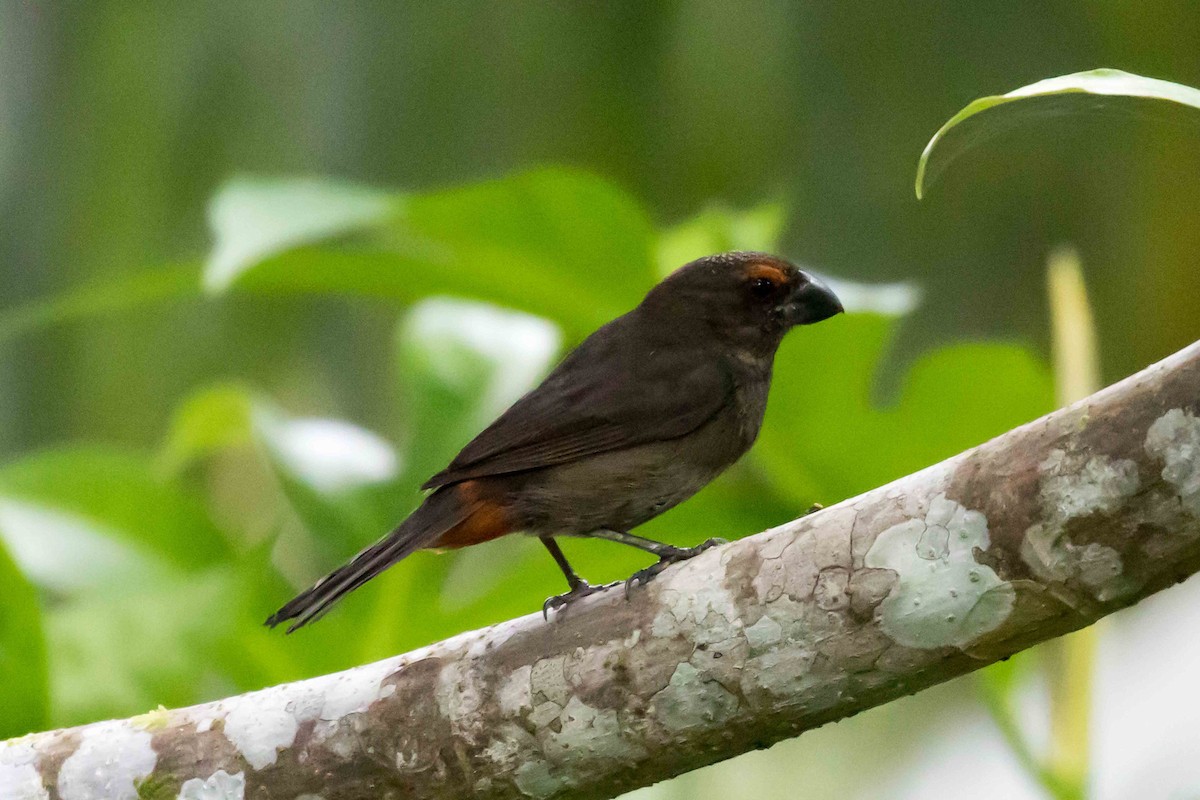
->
[265, 487, 470, 632]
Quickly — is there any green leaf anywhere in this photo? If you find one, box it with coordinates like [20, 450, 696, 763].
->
[0, 447, 230, 580]
[0, 264, 200, 347]
[0, 537, 48, 738]
[204, 168, 656, 336]
[0, 499, 161, 594]
[159, 385, 256, 473]
[916, 68, 1200, 199]
[656, 201, 787, 276]
[205, 177, 401, 292]
[756, 313, 1053, 505]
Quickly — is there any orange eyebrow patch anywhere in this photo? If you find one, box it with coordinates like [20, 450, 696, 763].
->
[746, 262, 789, 286]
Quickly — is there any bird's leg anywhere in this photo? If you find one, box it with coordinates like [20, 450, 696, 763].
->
[584, 529, 727, 596]
[540, 537, 613, 619]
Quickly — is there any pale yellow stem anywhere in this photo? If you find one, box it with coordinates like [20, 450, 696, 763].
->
[1048, 246, 1101, 408]
[1045, 245, 1101, 800]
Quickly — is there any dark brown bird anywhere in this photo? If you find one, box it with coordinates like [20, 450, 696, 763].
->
[266, 252, 843, 631]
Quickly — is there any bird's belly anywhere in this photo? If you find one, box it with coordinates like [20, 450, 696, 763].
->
[513, 417, 746, 535]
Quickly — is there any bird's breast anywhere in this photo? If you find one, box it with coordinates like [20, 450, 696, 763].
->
[729, 362, 773, 450]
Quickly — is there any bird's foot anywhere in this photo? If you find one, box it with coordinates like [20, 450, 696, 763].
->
[542, 580, 617, 619]
[624, 537, 727, 597]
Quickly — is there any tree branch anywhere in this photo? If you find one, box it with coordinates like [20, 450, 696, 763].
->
[5, 340, 1200, 800]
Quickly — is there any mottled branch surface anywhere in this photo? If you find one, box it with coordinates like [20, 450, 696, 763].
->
[5, 342, 1200, 800]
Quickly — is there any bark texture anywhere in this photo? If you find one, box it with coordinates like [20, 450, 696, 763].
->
[4, 340, 1200, 800]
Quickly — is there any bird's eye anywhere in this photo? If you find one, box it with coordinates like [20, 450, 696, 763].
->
[749, 277, 776, 298]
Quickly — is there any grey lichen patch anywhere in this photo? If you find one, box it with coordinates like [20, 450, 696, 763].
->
[752, 505, 855, 606]
[1038, 450, 1140, 523]
[541, 696, 645, 764]
[652, 554, 740, 647]
[1021, 450, 1140, 602]
[1023, 529, 1128, 601]
[513, 757, 571, 800]
[497, 665, 533, 718]
[865, 493, 1015, 649]
[739, 596, 845, 705]
[743, 615, 782, 651]
[176, 770, 245, 800]
[435, 657, 485, 739]
[220, 655, 401, 769]
[651, 662, 739, 732]
[1146, 408, 1200, 517]
[57, 722, 157, 800]
[219, 685, 296, 771]
[1, 738, 49, 800]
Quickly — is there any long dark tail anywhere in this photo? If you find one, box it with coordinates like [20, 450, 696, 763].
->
[265, 488, 469, 632]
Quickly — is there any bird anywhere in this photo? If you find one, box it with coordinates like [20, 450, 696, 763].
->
[266, 251, 843, 632]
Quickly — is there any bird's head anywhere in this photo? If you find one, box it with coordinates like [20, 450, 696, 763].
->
[643, 251, 843, 350]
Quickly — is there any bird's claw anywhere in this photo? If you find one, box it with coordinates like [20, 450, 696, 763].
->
[624, 537, 728, 598]
[542, 580, 616, 619]
[624, 561, 669, 597]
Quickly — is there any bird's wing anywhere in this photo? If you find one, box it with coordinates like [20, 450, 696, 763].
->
[421, 335, 733, 489]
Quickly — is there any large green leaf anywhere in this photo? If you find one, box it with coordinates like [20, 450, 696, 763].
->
[0, 538, 48, 738]
[917, 68, 1200, 199]
[205, 168, 656, 336]
[756, 312, 1053, 504]
[0, 448, 230, 581]
[204, 178, 401, 292]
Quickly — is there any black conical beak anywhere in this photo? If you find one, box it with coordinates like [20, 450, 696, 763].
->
[784, 274, 844, 326]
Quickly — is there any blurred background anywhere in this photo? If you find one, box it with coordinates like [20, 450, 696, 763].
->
[2, 3, 1199, 799]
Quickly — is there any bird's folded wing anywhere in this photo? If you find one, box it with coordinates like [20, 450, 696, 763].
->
[421, 347, 733, 489]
